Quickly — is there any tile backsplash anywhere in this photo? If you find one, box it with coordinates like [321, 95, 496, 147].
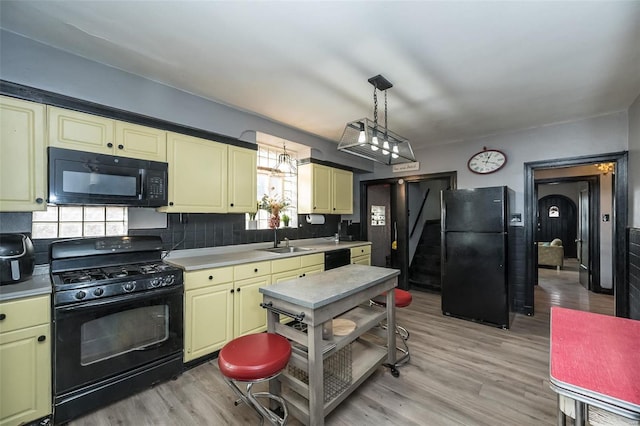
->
[0, 211, 340, 265]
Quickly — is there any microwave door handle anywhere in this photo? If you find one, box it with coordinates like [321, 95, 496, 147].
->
[139, 168, 145, 200]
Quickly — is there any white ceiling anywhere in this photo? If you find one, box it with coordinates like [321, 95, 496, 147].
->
[2, 1, 640, 151]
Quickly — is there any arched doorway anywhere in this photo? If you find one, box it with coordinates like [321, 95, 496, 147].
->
[537, 194, 577, 258]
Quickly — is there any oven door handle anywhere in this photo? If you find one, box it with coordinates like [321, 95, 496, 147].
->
[55, 286, 183, 314]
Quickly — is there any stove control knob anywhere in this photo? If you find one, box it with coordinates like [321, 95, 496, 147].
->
[94, 288, 104, 297]
[75, 290, 86, 300]
[123, 282, 136, 292]
[149, 278, 160, 288]
[164, 275, 175, 286]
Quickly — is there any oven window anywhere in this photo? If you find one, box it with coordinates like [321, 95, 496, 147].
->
[80, 304, 169, 366]
[63, 170, 137, 196]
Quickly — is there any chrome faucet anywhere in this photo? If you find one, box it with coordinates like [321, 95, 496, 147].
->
[284, 237, 290, 248]
[273, 228, 278, 248]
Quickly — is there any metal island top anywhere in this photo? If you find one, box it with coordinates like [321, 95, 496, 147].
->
[259, 264, 399, 310]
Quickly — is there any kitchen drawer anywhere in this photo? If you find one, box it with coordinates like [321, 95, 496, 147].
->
[350, 245, 371, 258]
[271, 256, 301, 274]
[0, 295, 50, 334]
[184, 266, 233, 291]
[234, 261, 271, 281]
[300, 253, 324, 268]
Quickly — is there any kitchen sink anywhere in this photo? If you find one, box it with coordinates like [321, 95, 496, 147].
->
[260, 246, 313, 254]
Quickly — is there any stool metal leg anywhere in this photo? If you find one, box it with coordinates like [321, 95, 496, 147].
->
[223, 374, 288, 426]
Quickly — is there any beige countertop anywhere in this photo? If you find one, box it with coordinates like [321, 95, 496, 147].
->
[0, 265, 52, 302]
[164, 238, 371, 271]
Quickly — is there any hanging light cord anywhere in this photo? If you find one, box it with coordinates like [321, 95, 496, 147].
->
[384, 89, 388, 141]
[373, 85, 378, 134]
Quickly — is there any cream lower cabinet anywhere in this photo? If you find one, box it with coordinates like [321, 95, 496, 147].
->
[271, 254, 324, 324]
[184, 266, 234, 363]
[0, 96, 47, 212]
[351, 244, 371, 266]
[48, 106, 167, 162]
[233, 261, 271, 337]
[184, 261, 271, 363]
[0, 295, 51, 426]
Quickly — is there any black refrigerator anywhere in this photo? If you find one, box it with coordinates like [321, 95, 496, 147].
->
[441, 186, 515, 328]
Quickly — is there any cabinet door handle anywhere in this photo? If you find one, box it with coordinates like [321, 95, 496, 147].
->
[313, 206, 317, 210]
[209, 275, 213, 280]
[237, 288, 241, 292]
[230, 289, 234, 293]
[107, 142, 113, 148]
[333, 207, 336, 210]
[37, 335, 46, 342]
[230, 203, 234, 207]
[254, 268, 258, 273]
[35, 197, 44, 204]
[169, 202, 174, 206]
[118, 144, 124, 150]
[0, 313, 5, 320]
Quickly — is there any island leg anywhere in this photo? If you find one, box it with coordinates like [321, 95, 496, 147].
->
[308, 323, 325, 426]
[386, 280, 397, 366]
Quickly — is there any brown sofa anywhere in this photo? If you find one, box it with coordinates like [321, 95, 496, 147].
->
[538, 238, 564, 271]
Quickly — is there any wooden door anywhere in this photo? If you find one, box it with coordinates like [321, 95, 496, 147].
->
[578, 188, 590, 289]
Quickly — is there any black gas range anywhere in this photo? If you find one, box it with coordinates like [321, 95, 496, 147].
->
[49, 236, 184, 424]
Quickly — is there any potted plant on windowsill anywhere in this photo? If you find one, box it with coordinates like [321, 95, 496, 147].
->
[281, 214, 290, 228]
[259, 192, 290, 229]
[248, 204, 258, 229]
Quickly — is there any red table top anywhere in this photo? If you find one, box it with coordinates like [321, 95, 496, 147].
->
[550, 307, 640, 411]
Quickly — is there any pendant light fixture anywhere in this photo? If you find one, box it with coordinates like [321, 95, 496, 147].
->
[272, 142, 297, 176]
[338, 74, 415, 165]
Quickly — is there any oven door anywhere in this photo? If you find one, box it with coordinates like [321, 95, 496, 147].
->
[53, 285, 183, 395]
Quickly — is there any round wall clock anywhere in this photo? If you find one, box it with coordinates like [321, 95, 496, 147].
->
[467, 148, 507, 174]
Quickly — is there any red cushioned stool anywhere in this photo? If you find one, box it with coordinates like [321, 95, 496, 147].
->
[371, 288, 413, 369]
[218, 333, 291, 425]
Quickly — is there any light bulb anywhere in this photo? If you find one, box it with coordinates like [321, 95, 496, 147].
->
[371, 135, 379, 151]
[382, 149, 389, 155]
[391, 144, 398, 158]
[358, 122, 366, 144]
[383, 140, 390, 150]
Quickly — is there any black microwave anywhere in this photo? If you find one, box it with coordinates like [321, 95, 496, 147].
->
[48, 147, 168, 207]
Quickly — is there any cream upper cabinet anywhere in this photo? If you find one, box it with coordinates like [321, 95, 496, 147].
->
[332, 168, 353, 214]
[0, 295, 51, 426]
[0, 96, 47, 212]
[48, 107, 114, 154]
[228, 146, 257, 213]
[160, 132, 228, 213]
[298, 163, 353, 214]
[298, 163, 331, 214]
[114, 121, 166, 162]
[48, 107, 166, 161]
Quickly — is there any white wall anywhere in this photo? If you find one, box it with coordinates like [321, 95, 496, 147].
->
[629, 94, 640, 228]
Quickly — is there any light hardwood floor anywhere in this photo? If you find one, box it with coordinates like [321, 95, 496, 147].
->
[69, 264, 614, 426]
